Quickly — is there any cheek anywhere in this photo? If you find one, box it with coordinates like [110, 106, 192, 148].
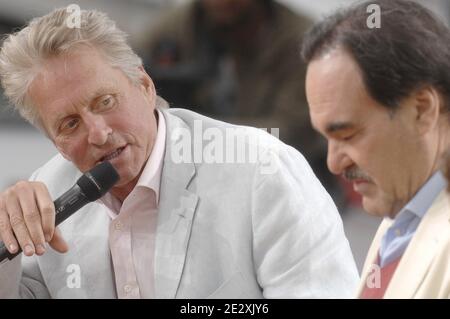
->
[55, 137, 90, 168]
[124, 109, 155, 137]
[115, 93, 156, 145]
[366, 157, 401, 197]
[355, 134, 392, 173]
[118, 109, 147, 132]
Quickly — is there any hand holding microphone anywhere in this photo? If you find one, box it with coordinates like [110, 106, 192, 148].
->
[0, 161, 119, 263]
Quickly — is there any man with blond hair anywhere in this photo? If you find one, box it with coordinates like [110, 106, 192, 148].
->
[0, 8, 357, 298]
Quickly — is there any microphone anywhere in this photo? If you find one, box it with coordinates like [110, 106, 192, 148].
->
[0, 161, 119, 263]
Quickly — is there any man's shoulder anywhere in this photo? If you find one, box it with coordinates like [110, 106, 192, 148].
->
[162, 108, 313, 174]
[420, 190, 450, 230]
[163, 108, 284, 147]
[164, 107, 243, 129]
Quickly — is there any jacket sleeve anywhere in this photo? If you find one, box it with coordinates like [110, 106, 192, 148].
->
[251, 144, 359, 298]
[0, 254, 51, 298]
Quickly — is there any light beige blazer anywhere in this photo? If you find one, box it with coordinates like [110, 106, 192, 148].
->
[357, 191, 450, 298]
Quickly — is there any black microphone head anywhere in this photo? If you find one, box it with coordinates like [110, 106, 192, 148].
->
[76, 161, 120, 201]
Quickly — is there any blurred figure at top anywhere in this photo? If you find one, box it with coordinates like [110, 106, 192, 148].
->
[140, 0, 342, 204]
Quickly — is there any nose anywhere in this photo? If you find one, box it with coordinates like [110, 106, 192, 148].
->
[85, 113, 112, 146]
[326, 140, 352, 175]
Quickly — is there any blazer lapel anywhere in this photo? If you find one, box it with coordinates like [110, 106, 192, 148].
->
[356, 218, 391, 296]
[68, 204, 116, 298]
[154, 110, 199, 298]
[40, 203, 115, 298]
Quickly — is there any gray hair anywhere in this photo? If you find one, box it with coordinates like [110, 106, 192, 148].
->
[0, 7, 143, 126]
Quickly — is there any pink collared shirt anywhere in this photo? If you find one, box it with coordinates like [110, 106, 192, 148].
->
[99, 109, 166, 299]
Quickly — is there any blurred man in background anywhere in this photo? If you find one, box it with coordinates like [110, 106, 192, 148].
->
[141, 0, 342, 204]
[302, 0, 450, 298]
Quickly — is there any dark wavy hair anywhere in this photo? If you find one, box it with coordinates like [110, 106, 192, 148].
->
[301, 0, 450, 112]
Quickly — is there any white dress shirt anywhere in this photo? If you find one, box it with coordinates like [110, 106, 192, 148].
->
[99, 110, 166, 298]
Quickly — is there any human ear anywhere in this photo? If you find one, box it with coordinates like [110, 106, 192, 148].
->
[412, 86, 441, 135]
[138, 66, 155, 96]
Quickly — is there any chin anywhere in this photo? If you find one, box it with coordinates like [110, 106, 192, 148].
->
[361, 197, 390, 218]
[111, 166, 134, 184]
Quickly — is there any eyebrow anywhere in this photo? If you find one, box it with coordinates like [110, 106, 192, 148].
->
[88, 86, 117, 105]
[325, 122, 355, 134]
[52, 86, 117, 131]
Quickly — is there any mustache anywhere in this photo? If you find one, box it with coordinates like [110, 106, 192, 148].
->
[343, 167, 372, 182]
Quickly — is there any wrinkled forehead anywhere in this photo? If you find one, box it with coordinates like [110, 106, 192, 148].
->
[27, 47, 123, 129]
[30, 46, 121, 102]
[38, 46, 111, 86]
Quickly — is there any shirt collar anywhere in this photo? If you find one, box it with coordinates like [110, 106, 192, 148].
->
[98, 109, 166, 215]
[134, 109, 166, 205]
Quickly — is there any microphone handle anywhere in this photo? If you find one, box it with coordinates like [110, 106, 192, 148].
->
[0, 240, 21, 263]
[0, 185, 90, 263]
[54, 185, 90, 225]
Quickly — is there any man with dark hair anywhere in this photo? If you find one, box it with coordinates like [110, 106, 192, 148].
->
[302, 0, 450, 298]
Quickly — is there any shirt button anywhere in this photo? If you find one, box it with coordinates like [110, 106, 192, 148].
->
[115, 221, 122, 231]
[124, 284, 132, 294]
[395, 229, 401, 236]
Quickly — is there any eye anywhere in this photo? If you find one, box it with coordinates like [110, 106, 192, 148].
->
[102, 97, 111, 106]
[342, 129, 362, 142]
[60, 118, 79, 133]
[330, 131, 356, 142]
[96, 95, 116, 111]
[342, 134, 355, 141]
